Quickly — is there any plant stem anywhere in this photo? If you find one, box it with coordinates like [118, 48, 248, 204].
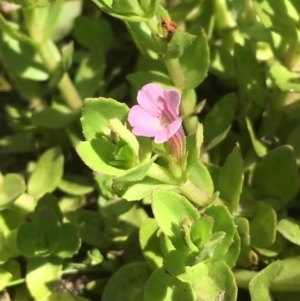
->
[180, 89, 198, 134]
[147, 163, 178, 185]
[5, 266, 103, 288]
[22, 6, 82, 110]
[179, 180, 211, 207]
[164, 58, 185, 89]
[214, 0, 243, 50]
[146, 18, 185, 89]
[147, 163, 211, 207]
[5, 278, 26, 288]
[284, 40, 300, 72]
[233, 269, 257, 289]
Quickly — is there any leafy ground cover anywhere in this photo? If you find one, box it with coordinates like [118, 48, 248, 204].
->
[1, 0, 300, 300]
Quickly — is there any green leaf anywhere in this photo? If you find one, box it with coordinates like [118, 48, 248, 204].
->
[2, 259, 21, 282]
[164, 251, 208, 283]
[245, 117, 267, 157]
[194, 232, 227, 262]
[203, 205, 237, 259]
[95, 174, 114, 199]
[0, 14, 33, 44]
[31, 107, 78, 129]
[192, 261, 237, 301]
[160, 234, 175, 257]
[54, 223, 81, 258]
[269, 64, 300, 92]
[179, 25, 209, 89]
[274, 292, 300, 301]
[126, 22, 160, 57]
[34, 207, 62, 256]
[26, 256, 63, 301]
[236, 217, 257, 268]
[287, 124, 300, 164]
[255, 232, 287, 258]
[0, 24, 48, 80]
[223, 230, 241, 268]
[102, 198, 133, 217]
[144, 268, 196, 301]
[81, 97, 129, 140]
[112, 157, 155, 197]
[250, 202, 277, 248]
[0, 132, 35, 153]
[0, 174, 26, 209]
[102, 262, 151, 301]
[180, 89, 199, 133]
[253, 0, 299, 40]
[234, 44, 265, 109]
[186, 123, 204, 168]
[109, 118, 139, 159]
[163, 31, 196, 59]
[17, 223, 36, 257]
[51, 0, 83, 41]
[118, 177, 176, 201]
[66, 210, 105, 248]
[218, 145, 244, 211]
[188, 161, 214, 196]
[0, 266, 13, 291]
[74, 16, 113, 51]
[140, 218, 163, 270]
[58, 173, 94, 196]
[139, 0, 160, 17]
[47, 292, 92, 301]
[0, 229, 19, 263]
[74, 48, 105, 98]
[249, 261, 282, 301]
[27, 147, 64, 199]
[253, 146, 299, 203]
[152, 190, 198, 251]
[43, 0, 64, 40]
[277, 218, 300, 246]
[76, 140, 124, 176]
[90, 0, 150, 22]
[203, 93, 237, 150]
[61, 41, 73, 71]
[34, 193, 63, 223]
[127, 71, 172, 91]
[59, 195, 85, 212]
[111, 0, 143, 14]
[190, 216, 214, 248]
[19, 195, 64, 257]
[270, 258, 300, 292]
[210, 44, 234, 79]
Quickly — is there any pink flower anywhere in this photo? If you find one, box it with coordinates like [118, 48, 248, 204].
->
[128, 83, 182, 143]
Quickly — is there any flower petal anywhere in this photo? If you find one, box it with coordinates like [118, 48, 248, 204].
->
[137, 83, 165, 116]
[154, 118, 182, 143]
[128, 105, 164, 137]
[163, 89, 180, 118]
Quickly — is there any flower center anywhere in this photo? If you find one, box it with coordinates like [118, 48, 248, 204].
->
[158, 107, 174, 128]
[158, 114, 169, 128]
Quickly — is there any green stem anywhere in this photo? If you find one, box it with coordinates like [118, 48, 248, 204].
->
[284, 40, 300, 72]
[23, 6, 82, 110]
[233, 269, 257, 289]
[164, 58, 185, 89]
[147, 163, 211, 207]
[5, 266, 103, 288]
[179, 180, 211, 207]
[180, 90, 199, 134]
[5, 278, 26, 288]
[146, 18, 185, 89]
[214, 0, 242, 50]
[147, 163, 178, 185]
